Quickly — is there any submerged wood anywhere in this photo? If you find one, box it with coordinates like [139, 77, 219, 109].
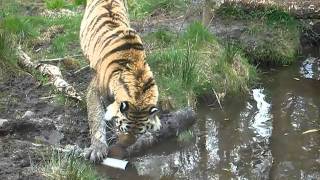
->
[126, 107, 196, 156]
[16, 46, 82, 101]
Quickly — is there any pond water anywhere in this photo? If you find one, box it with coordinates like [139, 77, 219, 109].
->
[97, 47, 320, 179]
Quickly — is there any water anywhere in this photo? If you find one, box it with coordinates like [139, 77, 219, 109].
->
[98, 48, 320, 179]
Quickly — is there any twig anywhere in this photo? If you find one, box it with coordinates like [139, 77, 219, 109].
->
[212, 88, 223, 110]
[39, 95, 57, 100]
[73, 65, 90, 75]
[17, 46, 82, 101]
[38, 55, 83, 63]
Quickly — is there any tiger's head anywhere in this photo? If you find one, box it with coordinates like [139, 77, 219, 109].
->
[108, 64, 160, 135]
[115, 101, 161, 135]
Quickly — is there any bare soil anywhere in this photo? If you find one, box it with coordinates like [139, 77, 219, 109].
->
[0, 70, 91, 179]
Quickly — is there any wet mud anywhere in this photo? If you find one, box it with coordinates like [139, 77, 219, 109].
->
[0, 71, 91, 179]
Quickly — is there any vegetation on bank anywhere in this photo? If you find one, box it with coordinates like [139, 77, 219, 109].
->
[127, 0, 190, 19]
[216, 2, 301, 65]
[144, 22, 257, 107]
[41, 150, 101, 180]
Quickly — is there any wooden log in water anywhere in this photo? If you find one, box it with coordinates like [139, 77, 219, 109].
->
[108, 107, 197, 158]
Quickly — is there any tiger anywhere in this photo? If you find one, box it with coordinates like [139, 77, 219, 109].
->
[79, 0, 161, 162]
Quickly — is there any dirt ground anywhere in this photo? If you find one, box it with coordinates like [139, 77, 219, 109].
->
[0, 69, 92, 179]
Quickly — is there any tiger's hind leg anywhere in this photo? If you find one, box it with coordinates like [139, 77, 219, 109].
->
[85, 76, 110, 162]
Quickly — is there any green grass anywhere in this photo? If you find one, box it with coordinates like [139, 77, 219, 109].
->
[73, 0, 87, 6]
[177, 130, 194, 143]
[45, 0, 86, 10]
[41, 150, 101, 180]
[45, 0, 68, 10]
[216, 2, 301, 65]
[128, 0, 190, 19]
[146, 22, 257, 107]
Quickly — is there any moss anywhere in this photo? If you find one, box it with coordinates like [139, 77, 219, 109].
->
[216, 2, 301, 65]
[147, 22, 257, 107]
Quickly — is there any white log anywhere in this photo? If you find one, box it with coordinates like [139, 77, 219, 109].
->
[16, 46, 82, 101]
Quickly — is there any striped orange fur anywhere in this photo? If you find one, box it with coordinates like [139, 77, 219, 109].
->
[80, 0, 160, 136]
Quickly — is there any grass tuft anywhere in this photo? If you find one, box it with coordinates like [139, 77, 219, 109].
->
[177, 130, 194, 143]
[2, 16, 36, 38]
[181, 21, 214, 45]
[73, 0, 87, 6]
[45, 0, 68, 10]
[128, 0, 190, 19]
[146, 22, 257, 107]
[216, 2, 301, 65]
[41, 150, 101, 180]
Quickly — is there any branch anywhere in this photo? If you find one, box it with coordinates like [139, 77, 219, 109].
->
[38, 55, 83, 63]
[107, 107, 197, 158]
[127, 107, 196, 156]
[16, 46, 82, 101]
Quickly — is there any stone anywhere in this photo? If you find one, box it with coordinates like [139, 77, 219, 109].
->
[22, 111, 35, 119]
[0, 119, 8, 127]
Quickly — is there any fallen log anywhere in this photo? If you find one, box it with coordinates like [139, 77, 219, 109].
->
[127, 107, 196, 156]
[16, 46, 82, 101]
[107, 107, 197, 158]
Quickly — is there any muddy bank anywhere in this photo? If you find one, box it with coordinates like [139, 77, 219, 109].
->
[0, 70, 91, 179]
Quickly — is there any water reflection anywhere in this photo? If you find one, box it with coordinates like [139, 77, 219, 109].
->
[252, 89, 272, 137]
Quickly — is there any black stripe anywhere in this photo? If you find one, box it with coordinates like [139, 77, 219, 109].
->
[119, 76, 131, 98]
[90, 13, 118, 35]
[128, 111, 149, 119]
[93, 29, 124, 54]
[94, 29, 135, 68]
[102, 5, 128, 26]
[81, 0, 105, 37]
[86, 18, 119, 49]
[86, 12, 109, 36]
[105, 68, 122, 96]
[99, 42, 144, 66]
[140, 106, 150, 111]
[106, 58, 131, 70]
[142, 77, 155, 93]
[128, 113, 147, 118]
[86, 0, 104, 19]
[108, 42, 144, 55]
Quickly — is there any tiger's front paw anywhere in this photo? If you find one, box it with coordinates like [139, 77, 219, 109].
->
[84, 141, 108, 163]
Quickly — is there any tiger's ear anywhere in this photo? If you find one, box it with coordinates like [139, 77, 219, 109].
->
[120, 101, 129, 113]
[149, 107, 159, 115]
